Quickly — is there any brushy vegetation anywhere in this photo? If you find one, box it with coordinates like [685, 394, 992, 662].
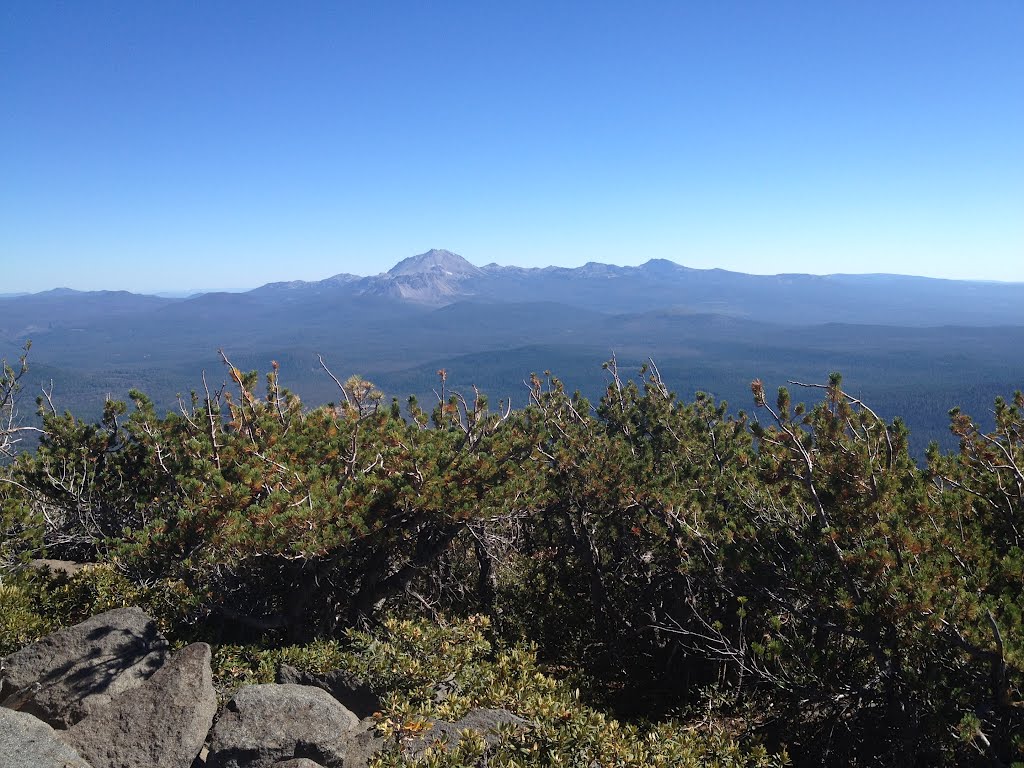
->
[1, 348, 1021, 767]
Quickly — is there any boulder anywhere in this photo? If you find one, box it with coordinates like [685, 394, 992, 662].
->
[404, 707, 530, 759]
[207, 684, 360, 768]
[339, 717, 387, 768]
[276, 663, 381, 719]
[0, 606, 169, 728]
[0, 707, 93, 768]
[62, 642, 216, 768]
[272, 761, 327, 768]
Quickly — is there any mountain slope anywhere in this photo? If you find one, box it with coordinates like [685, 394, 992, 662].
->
[225, 250, 1024, 326]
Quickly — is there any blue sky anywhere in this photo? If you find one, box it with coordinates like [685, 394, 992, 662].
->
[3, 1, 1022, 292]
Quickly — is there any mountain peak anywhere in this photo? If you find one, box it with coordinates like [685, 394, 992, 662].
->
[388, 249, 481, 277]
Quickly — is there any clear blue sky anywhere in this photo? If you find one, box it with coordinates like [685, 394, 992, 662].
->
[3, 1, 1022, 292]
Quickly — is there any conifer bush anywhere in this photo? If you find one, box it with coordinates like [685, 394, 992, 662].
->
[1, 355, 1020, 766]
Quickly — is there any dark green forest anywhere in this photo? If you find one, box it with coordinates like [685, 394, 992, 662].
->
[2, 344, 1022, 767]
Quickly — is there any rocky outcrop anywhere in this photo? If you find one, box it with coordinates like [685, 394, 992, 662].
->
[338, 718, 388, 768]
[0, 606, 169, 728]
[2, 608, 533, 768]
[62, 642, 217, 768]
[0, 707, 93, 768]
[206, 684, 359, 768]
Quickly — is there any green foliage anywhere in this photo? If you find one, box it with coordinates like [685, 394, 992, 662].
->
[0, 564, 143, 657]
[740, 376, 946, 761]
[52, 360, 531, 642]
[13, 394, 174, 563]
[0, 578, 48, 656]
[342, 615, 495, 720]
[0, 562, 202, 656]
[0, 491, 40, 575]
[925, 390, 1024, 764]
[346, 615, 785, 768]
[4, 356, 1022, 766]
[35, 563, 144, 623]
[490, 361, 757, 704]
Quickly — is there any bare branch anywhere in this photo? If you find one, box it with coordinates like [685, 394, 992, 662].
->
[318, 355, 352, 407]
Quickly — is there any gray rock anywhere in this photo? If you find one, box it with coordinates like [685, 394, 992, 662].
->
[276, 663, 381, 719]
[339, 717, 387, 768]
[0, 606, 169, 728]
[207, 684, 359, 768]
[273, 761, 326, 768]
[405, 708, 530, 759]
[0, 708, 93, 768]
[62, 642, 216, 768]
[28, 559, 90, 576]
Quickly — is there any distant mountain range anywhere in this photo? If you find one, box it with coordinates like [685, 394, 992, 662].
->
[3, 249, 1023, 459]
[7, 249, 1024, 335]
[201, 247, 1024, 326]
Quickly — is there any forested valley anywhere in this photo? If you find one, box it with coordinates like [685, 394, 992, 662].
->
[2, 345, 1022, 767]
